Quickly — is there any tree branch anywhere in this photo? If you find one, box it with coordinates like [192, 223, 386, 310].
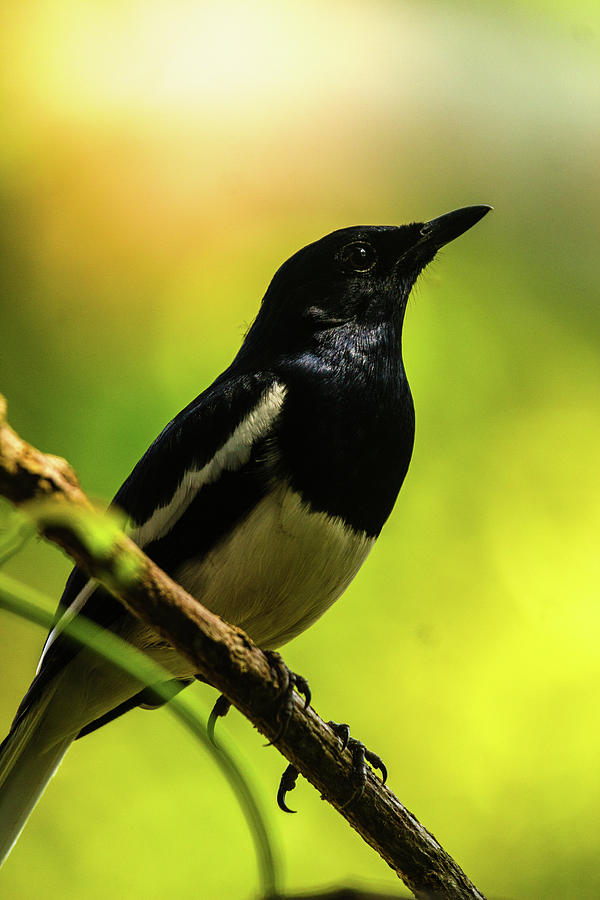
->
[0, 394, 486, 900]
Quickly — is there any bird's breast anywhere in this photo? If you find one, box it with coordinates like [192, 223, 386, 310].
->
[174, 480, 374, 650]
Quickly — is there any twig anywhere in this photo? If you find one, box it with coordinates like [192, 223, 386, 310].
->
[0, 394, 486, 900]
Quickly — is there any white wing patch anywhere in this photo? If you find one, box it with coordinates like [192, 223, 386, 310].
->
[36, 580, 97, 674]
[129, 381, 287, 548]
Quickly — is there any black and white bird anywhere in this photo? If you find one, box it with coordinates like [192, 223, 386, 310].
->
[0, 205, 491, 863]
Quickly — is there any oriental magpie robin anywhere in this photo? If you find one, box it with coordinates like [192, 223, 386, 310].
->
[0, 205, 491, 860]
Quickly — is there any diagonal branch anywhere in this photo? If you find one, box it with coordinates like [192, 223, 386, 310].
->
[0, 394, 486, 900]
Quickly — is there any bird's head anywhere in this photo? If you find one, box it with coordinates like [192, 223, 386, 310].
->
[239, 205, 492, 362]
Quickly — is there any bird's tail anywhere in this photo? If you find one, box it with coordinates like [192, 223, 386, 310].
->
[0, 688, 72, 867]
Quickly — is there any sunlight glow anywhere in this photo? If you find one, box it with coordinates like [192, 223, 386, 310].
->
[13, 1, 421, 122]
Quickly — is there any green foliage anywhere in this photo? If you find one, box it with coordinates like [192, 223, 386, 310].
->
[0, 517, 279, 899]
[33, 501, 144, 588]
[0, 511, 35, 567]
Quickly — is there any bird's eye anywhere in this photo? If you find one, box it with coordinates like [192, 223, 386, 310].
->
[338, 241, 377, 273]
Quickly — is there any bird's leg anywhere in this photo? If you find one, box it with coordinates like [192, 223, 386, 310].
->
[263, 650, 311, 743]
[276, 720, 387, 814]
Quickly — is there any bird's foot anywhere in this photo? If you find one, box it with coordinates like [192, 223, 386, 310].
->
[207, 694, 232, 745]
[263, 650, 311, 743]
[277, 763, 300, 813]
[327, 720, 387, 808]
[207, 652, 311, 746]
[276, 720, 387, 814]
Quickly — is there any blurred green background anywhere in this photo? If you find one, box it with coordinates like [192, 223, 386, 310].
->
[1, 1, 599, 898]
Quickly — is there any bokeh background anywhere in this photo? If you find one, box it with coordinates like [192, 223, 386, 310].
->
[1, 1, 599, 898]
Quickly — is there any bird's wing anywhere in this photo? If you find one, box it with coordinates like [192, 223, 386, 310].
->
[12, 369, 286, 729]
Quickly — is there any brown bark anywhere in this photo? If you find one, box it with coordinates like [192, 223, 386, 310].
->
[0, 394, 486, 900]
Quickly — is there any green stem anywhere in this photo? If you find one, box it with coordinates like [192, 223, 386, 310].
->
[0, 571, 280, 899]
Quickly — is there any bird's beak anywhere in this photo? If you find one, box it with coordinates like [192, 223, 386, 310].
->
[419, 205, 492, 247]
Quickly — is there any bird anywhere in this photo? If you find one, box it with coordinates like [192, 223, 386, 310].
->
[0, 204, 491, 863]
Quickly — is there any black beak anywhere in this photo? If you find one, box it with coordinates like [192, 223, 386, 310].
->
[419, 205, 492, 247]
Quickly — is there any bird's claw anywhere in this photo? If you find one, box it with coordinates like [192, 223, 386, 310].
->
[276, 719, 387, 814]
[328, 720, 350, 752]
[277, 763, 299, 813]
[207, 694, 232, 745]
[328, 720, 387, 808]
[263, 650, 311, 744]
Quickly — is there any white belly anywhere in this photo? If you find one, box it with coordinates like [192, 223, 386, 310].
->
[174, 482, 374, 649]
[33, 483, 374, 743]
